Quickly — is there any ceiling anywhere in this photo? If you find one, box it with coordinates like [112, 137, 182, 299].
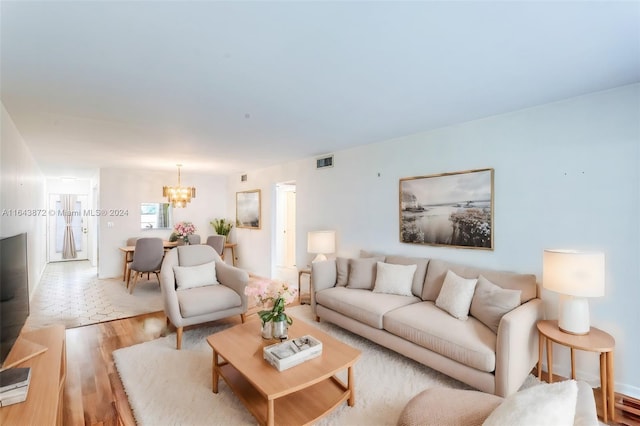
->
[1, 1, 639, 178]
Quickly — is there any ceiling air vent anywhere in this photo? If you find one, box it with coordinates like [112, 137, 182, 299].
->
[316, 155, 334, 169]
[241, 174, 247, 182]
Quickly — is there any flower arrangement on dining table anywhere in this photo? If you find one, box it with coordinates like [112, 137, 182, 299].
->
[171, 221, 196, 243]
[244, 279, 298, 326]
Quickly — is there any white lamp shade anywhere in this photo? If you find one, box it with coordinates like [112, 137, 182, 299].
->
[307, 230, 336, 255]
[543, 249, 605, 297]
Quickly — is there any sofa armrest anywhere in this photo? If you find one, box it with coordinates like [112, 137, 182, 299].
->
[495, 298, 544, 397]
[159, 248, 182, 325]
[216, 261, 250, 311]
[310, 260, 337, 314]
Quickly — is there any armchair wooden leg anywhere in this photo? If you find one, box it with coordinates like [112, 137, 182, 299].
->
[315, 316, 320, 322]
[240, 313, 246, 324]
[176, 327, 183, 350]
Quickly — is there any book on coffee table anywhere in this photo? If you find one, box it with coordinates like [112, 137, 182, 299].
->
[263, 335, 322, 371]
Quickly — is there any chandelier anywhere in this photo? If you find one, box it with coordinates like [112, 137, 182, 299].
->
[163, 164, 196, 208]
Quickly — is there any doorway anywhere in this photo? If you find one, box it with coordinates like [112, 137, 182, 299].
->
[274, 182, 297, 284]
[48, 194, 89, 262]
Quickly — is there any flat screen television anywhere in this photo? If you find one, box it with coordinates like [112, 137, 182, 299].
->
[0, 232, 30, 367]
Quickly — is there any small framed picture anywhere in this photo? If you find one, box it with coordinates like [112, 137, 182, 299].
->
[236, 189, 261, 229]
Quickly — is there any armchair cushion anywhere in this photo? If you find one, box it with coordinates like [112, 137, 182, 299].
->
[173, 261, 219, 290]
[177, 285, 242, 318]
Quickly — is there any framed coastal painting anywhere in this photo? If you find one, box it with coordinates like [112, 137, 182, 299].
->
[399, 168, 494, 250]
[236, 189, 261, 229]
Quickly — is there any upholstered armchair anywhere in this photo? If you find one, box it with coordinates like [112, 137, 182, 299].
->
[159, 244, 249, 349]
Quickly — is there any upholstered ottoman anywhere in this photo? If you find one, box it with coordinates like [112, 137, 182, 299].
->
[397, 381, 599, 426]
[397, 388, 503, 426]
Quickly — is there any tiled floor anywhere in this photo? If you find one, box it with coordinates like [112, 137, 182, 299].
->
[27, 260, 164, 329]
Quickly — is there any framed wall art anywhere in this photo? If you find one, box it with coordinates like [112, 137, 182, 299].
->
[236, 189, 261, 229]
[399, 168, 494, 250]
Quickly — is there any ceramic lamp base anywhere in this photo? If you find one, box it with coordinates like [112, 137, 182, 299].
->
[558, 294, 591, 335]
[312, 253, 327, 263]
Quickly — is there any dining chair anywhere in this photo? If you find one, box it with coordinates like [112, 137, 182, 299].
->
[123, 237, 139, 286]
[188, 234, 201, 245]
[128, 237, 164, 294]
[205, 235, 225, 257]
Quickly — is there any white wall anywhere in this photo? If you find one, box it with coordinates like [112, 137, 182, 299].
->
[228, 84, 640, 398]
[97, 168, 228, 278]
[0, 103, 47, 298]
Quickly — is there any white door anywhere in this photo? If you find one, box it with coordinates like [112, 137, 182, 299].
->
[48, 194, 89, 262]
[275, 183, 296, 268]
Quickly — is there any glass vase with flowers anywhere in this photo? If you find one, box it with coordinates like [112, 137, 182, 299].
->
[244, 279, 298, 340]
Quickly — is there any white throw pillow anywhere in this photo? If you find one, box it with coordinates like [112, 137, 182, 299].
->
[483, 380, 578, 426]
[173, 261, 219, 290]
[372, 262, 417, 297]
[435, 270, 478, 320]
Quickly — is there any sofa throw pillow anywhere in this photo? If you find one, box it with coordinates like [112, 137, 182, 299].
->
[346, 257, 384, 290]
[336, 257, 349, 286]
[483, 380, 578, 426]
[470, 275, 522, 333]
[435, 270, 478, 320]
[372, 262, 417, 297]
[173, 261, 219, 290]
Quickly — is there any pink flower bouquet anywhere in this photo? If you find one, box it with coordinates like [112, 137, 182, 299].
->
[244, 279, 298, 325]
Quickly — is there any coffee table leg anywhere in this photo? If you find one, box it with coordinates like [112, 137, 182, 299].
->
[267, 399, 275, 426]
[212, 349, 219, 394]
[347, 365, 355, 406]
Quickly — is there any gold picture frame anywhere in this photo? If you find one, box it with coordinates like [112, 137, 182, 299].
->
[236, 189, 261, 229]
[399, 168, 494, 250]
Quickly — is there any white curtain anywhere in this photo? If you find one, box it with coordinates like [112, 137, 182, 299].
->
[61, 194, 77, 259]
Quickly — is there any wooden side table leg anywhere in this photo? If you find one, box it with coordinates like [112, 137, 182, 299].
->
[212, 349, 219, 394]
[600, 352, 607, 423]
[607, 351, 615, 422]
[347, 365, 355, 406]
[546, 338, 553, 383]
[570, 348, 576, 379]
[538, 333, 544, 380]
[231, 245, 237, 266]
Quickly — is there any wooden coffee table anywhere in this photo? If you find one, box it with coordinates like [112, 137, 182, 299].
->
[207, 316, 361, 426]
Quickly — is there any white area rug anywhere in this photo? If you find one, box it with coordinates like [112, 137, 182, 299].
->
[114, 305, 541, 426]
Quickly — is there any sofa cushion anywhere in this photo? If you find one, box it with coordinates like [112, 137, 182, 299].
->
[173, 261, 219, 290]
[384, 301, 497, 372]
[483, 380, 578, 426]
[316, 286, 420, 329]
[385, 255, 429, 297]
[435, 270, 478, 320]
[422, 259, 537, 303]
[470, 275, 522, 333]
[336, 257, 349, 286]
[347, 257, 385, 290]
[177, 285, 241, 318]
[373, 261, 417, 297]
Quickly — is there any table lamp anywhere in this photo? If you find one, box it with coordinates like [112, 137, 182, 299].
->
[542, 249, 605, 335]
[307, 230, 336, 263]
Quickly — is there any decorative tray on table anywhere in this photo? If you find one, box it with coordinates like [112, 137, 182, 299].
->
[263, 335, 323, 371]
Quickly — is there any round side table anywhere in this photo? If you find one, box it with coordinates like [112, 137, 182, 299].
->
[537, 319, 615, 423]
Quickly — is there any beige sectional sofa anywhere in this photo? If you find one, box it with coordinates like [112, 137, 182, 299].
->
[311, 254, 544, 397]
